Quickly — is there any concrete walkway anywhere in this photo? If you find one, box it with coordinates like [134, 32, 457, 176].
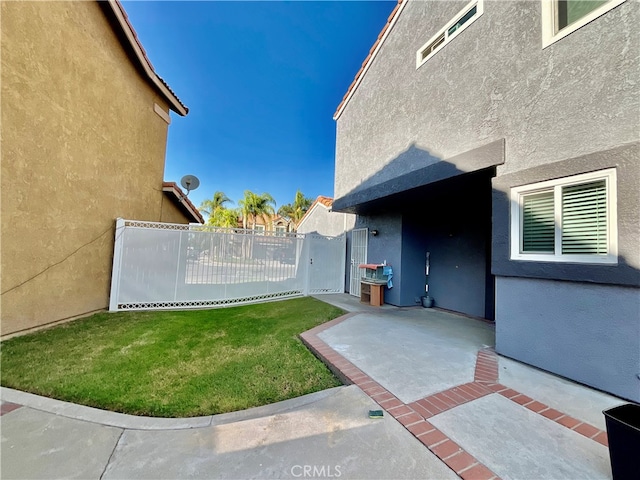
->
[1, 294, 627, 479]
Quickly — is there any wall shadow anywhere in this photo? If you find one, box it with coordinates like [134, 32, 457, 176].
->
[335, 142, 639, 314]
[333, 139, 504, 214]
[333, 141, 639, 401]
[335, 142, 498, 318]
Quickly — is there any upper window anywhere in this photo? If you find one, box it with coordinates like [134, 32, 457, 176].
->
[510, 169, 617, 264]
[541, 0, 626, 48]
[416, 0, 484, 69]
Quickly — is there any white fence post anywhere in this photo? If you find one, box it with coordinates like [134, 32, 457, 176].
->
[302, 235, 311, 297]
[108, 218, 126, 311]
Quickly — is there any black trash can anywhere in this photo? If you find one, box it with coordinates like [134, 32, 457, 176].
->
[603, 403, 640, 480]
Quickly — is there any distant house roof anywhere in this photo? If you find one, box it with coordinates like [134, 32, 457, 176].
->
[239, 214, 290, 227]
[333, 0, 406, 121]
[272, 215, 291, 226]
[297, 196, 334, 230]
[315, 196, 334, 209]
[100, 0, 188, 116]
[162, 182, 204, 223]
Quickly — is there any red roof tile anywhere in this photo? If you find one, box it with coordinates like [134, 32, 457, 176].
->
[297, 196, 334, 227]
[316, 196, 334, 208]
[162, 182, 204, 224]
[333, 0, 405, 120]
[103, 0, 188, 115]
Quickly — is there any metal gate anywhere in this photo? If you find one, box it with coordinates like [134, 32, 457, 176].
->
[306, 233, 347, 295]
[349, 228, 368, 297]
[109, 219, 346, 311]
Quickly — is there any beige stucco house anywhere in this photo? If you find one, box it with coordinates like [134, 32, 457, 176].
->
[1, 0, 202, 337]
[235, 214, 292, 235]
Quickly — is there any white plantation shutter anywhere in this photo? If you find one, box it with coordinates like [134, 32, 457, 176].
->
[511, 169, 616, 263]
[561, 180, 608, 254]
[522, 191, 555, 253]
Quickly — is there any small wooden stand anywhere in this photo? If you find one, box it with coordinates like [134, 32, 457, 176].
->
[360, 281, 384, 307]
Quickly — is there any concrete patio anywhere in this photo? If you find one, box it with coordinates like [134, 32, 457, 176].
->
[304, 294, 626, 479]
[1, 294, 627, 479]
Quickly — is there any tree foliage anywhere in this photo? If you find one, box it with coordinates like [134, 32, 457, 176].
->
[199, 191, 232, 218]
[209, 207, 240, 228]
[278, 190, 313, 229]
[238, 190, 276, 230]
[199, 189, 314, 232]
[199, 191, 237, 227]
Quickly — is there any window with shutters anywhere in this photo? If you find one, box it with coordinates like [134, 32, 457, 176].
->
[510, 169, 617, 263]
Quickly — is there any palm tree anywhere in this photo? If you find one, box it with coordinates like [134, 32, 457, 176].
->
[199, 191, 232, 220]
[206, 207, 240, 259]
[209, 207, 240, 228]
[278, 190, 313, 230]
[238, 190, 276, 231]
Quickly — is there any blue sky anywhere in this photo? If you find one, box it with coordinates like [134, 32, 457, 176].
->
[121, 0, 396, 212]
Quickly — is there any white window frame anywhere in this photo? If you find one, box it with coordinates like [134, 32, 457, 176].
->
[254, 224, 266, 235]
[416, 0, 484, 69]
[541, 0, 627, 48]
[510, 168, 618, 264]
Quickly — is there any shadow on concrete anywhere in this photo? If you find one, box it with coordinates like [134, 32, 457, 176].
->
[331, 140, 639, 402]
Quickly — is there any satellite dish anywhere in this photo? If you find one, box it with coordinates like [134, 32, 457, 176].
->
[180, 175, 200, 195]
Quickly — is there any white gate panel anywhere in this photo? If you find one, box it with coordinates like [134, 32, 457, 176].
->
[307, 234, 346, 294]
[349, 228, 368, 297]
[110, 219, 346, 311]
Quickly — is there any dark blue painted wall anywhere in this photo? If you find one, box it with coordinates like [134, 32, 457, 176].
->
[355, 214, 403, 306]
[355, 170, 494, 316]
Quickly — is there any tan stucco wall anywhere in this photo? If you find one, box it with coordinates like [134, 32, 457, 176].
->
[1, 1, 186, 336]
[160, 197, 194, 224]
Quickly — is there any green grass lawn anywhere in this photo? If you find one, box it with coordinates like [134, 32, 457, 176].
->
[0, 297, 344, 417]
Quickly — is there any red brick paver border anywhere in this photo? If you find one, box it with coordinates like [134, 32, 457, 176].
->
[300, 315, 501, 479]
[474, 348, 499, 384]
[300, 314, 608, 478]
[1, 402, 23, 416]
[476, 350, 609, 447]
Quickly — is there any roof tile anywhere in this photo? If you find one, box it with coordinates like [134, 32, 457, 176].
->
[162, 182, 204, 223]
[109, 0, 188, 114]
[297, 196, 334, 227]
[334, 0, 405, 120]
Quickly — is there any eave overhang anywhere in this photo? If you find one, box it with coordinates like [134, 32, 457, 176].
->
[101, 0, 189, 116]
[162, 182, 204, 224]
[333, 139, 505, 214]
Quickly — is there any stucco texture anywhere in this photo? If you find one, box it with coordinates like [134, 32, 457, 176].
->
[297, 206, 355, 237]
[492, 142, 640, 286]
[160, 196, 196, 225]
[333, 0, 639, 399]
[496, 276, 640, 402]
[334, 0, 639, 199]
[1, 2, 188, 336]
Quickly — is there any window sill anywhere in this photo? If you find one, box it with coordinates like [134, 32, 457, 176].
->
[510, 255, 618, 265]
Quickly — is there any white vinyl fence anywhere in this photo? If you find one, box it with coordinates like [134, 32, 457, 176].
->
[109, 219, 346, 311]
